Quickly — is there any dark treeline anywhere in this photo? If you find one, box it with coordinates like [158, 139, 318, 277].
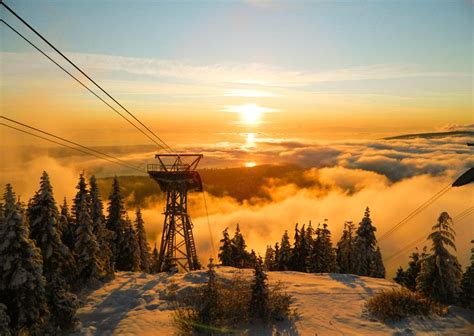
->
[393, 212, 473, 308]
[218, 207, 386, 279]
[0, 172, 152, 335]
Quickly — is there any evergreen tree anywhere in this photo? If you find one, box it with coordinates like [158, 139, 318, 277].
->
[26, 171, 75, 284]
[273, 242, 280, 271]
[309, 222, 337, 273]
[231, 224, 249, 268]
[151, 243, 159, 273]
[416, 212, 462, 304]
[200, 258, 218, 324]
[106, 176, 126, 263]
[59, 198, 75, 252]
[249, 257, 269, 320]
[353, 207, 385, 277]
[90, 176, 114, 276]
[46, 277, 79, 332]
[394, 248, 426, 291]
[278, 231, 291, 271]
[393, 267, 406, 286]
[115, 215, 141, 272]
[218, 227, 233, 266]
[289, 223, 301, 271]
[0, 184, 49, 334]
[263, 245, 275, 271]
[134, 207, 151, 272]
[74, 175, 102, 284]
[336, 221, 356, 274]
[247, 249, 257, 268]
[459, 240, 473, 309]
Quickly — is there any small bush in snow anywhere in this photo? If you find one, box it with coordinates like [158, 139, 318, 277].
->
[364, 287, 445, 321]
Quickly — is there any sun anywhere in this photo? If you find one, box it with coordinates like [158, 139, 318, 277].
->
[224, 103, 275, 125]
[245, 161, 257, 167]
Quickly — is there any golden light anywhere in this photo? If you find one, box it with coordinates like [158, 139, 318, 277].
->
[246, 132, 256, 147]
[245, 161, 257, 168]
[224, 103, 275, 125]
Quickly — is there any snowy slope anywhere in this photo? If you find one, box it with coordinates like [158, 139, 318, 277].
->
[72, 267, 473, 335]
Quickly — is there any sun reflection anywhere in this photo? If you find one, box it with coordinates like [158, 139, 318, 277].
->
[245, 161, 257, 168]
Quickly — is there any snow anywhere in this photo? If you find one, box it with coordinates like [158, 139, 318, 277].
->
[72, 267, 474, 335]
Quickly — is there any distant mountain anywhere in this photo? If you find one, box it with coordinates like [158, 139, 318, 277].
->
[384, 130, 473, 140]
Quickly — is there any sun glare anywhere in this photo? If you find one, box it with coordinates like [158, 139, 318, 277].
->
[224, 103, 275, 125]
[246, 132, 256, 147]
[245, 161, 257, 168]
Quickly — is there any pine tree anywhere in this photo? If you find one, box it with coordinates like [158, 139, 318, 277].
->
[416, 212, 462, 304]
[106, 176, 126, 264]
[393, 267, 406, 286]
[309, 221, 337, 273]
[278, 231, 291, 271]
[134, 207, 151, 272]
[218, 227, 233, 266]
[115, 215, 141, 272]
[353, 207, 384, 277]
[273, 242, 280, 271]
[59, 198, 75, 252]
[151, 243, 159, 273]
[26, 171, 75, 284]
[289, 223, 301, 271]
[394, 248, 426, 291]
[200, 258, 218, 324]
[231, 224, 249, 268]
[459, 240, 473, 309]
[249, 257, 269, 320]
[0, 184, 49, 334]
[74, 175, 102, 284]
[247, 249, 257, 268]
[336, 221, 356, 274]
[263, 245, 275, 271]
[90, 176, 114, 276]
[46, 277, 79, 332]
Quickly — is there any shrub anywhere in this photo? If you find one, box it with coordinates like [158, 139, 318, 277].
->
[364, 287, 445, 321]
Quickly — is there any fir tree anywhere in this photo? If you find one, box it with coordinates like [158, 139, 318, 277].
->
[115, 215, 141, 272]
[90, 176, 114, 276]
[309, 222, 337, 273]
[74, 175, 102, 284]
[289, 223, 301, 271]
[200, 258, 218, 324]
[26, 171, 75, 284]
[459, 240, 473, 309]
[134, 207, 151, 272]
[59, 198, 75, 252]
[278, 231, 291, 271]
[151, 243, 159, 273]
[336, 221, 356, 274]
[231, 224, 249, 268]
[273, 242, 280, 271]
[249, 257, 269, 320]
[394, 248, 426, 291]
[106, 176, 126, 263]
[46, 277, 79, 332]
[353, 207, 385, 277]
[247, 249, 257, 268]
[416, 212, 462, 304]
[0, 184, 49, 334]
[393, 267, 406, 286]
[218, 227, 233, 266]
[263, 245, 275, 271]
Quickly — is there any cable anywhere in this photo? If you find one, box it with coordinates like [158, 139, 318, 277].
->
[383, 206, 474, 264]
[378, 183, 452, 242]
[0, 115, 144, 173]
[0, 122, 146, 174]
[0, 5, 174, 153]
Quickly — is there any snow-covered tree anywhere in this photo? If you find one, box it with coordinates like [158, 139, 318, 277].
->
[0, 184, 49, 334]
[263, 245, 275, 271]
[309, 222, 337, 273]
[199, 258, 218, 324]
[59, 198, 75, 252]
[115, 215, 140, 272]
[46, 277, 79, 332]
[106, 176, 126, 262]
[394, 247, 427, 291]
[416, 212, 462, 304]
[289, 223, 301, 271]
[353, 207, 385, 277]
[218, 227, 233, 266]
[278, 231, 291, 271]
[150, 243, 159, 273]
[90, 176, 114, 276]
[249, 257, 269, 320]
[273, 242, 280, 271]
[336, 221, 356, 274]
[231, 224, 250, 268]
[74, 175, 102, 284]
[134, 207, 151, 272]
[26, 171, 75, 284]
[459, 240, 473, 309]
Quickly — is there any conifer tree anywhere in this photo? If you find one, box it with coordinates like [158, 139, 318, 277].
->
[393, 267, 406, 286]
[394, 248, 426, 291]
[353, 207, 385, 277]
[90, 176, 114, 276]
[249, 257, 269, 320]
[459, 240, 473, 309]
[336, 221, 356, 274]
[273, 242, 280, 271]
[27, 172, 75, 284]
[263, 245, 275, 271]
[200, 258, 218, 324]
[416, 212, 462, 304]
[309, 222, 337, 273]
[151, 243, 159, 273]
[289, 223, 301, 271]
[115, 215, 141, 272]
[247, 249, 257, 268]
[218, 227, 233, 266]
[278, 231, 291, 271]
[134, 207, 151, 272]
[106, 176, 126, 262]
[74, 175, 102, 283]
[59, 198, 75, 252]
[0, 184, 49, 334]
[231, 224, 249, 268]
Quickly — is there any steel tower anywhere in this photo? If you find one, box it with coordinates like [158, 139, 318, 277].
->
[147, 154, 203, 272]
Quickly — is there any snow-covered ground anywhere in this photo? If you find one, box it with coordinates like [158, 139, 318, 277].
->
[72, 267, 473, 335]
